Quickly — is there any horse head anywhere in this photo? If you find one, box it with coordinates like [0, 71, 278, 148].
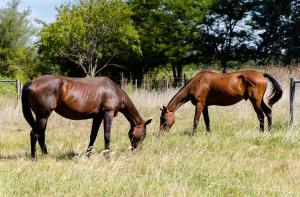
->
[128, 119, 152, 150]
[159, 106, 175, 134]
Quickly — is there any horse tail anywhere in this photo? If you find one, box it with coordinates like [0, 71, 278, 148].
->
[263, 73, 283, 108]
[21, 81, 35, 128]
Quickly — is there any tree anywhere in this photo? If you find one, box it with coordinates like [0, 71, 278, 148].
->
[252, 0, 292, 64]
[198, 0, 256, 72]
[282, 0, 300, 64]
[38, 0, 140, 77]
[129, 0, 211, 81]
[0, 0, 35, 77]
[128, 0, 167, 79]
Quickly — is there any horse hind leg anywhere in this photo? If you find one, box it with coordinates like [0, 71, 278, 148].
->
[37, 117, 49, 154]
[31, 116, 49, 159]
[30, 129, 38, 159]
[250, 99, 265, 132]
[262, 101, 272, 131]
[202, 106, 210, 132]
[31, 107, 51, 159]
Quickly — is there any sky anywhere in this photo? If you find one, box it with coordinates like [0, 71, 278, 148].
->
[0, 0, 67, 25]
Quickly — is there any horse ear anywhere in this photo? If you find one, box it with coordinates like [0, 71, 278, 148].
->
[160, 106, 167, 112]
[145, 119, 152, 125]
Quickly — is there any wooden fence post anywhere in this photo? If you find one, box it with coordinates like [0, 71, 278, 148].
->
[290, 77, 295, 125]
[166, 78, 169, 91]
[0, 79, 22, 100]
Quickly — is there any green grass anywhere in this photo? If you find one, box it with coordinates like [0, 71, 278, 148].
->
[1, 73, 300, 196]
[0, 81, 16, 95]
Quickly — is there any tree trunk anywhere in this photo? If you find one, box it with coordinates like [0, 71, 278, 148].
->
[172, 64, 178, 79]
[220, 58, 227, 73]
[171, 62, 183, 87]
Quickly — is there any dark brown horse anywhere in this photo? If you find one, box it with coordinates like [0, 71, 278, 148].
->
[22, 75, 152, 158]
[160, 70, 282, 134]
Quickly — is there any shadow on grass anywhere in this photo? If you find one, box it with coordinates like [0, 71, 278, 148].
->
[181, 130, 194, 136]
[0, 150, 108, 161]
[55, 150, 79, 161]
[0, 152, 31, 160]
[180, 129, 212, 136]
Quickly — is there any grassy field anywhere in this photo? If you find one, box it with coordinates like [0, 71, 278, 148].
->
[1, 67, 300, 196]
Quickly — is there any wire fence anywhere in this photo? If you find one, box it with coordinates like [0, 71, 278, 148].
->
[116, 77, 185, 92]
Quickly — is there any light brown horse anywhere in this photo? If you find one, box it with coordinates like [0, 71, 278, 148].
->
[160, 70, 282, 134]
[22, 75, 152, 158]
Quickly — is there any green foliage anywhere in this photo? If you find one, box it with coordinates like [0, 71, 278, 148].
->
[129, 0, 212, 79]
[252, 0, 292, 64]
[198, 0, 256, 71]
[0, 0, 36, 79]
[38, 0, 140, 77]
[149, 63, 200, 80]
[0, 75, 16, 95]
[2, 0, 300, 80]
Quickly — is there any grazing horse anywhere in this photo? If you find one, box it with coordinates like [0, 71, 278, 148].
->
[22, 75, 152, 158]
[160, 70, 282, 134]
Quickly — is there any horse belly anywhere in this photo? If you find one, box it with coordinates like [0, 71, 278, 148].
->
[206, 93, 244, 106]
[54, 101, 99, 120]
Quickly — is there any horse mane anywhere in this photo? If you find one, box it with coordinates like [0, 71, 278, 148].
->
[166, 71, 207, 109]
[118, 86, 144, 125]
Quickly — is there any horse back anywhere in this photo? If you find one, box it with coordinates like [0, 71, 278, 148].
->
[188, 70, 267, 106]
[28, 75, 123, 119]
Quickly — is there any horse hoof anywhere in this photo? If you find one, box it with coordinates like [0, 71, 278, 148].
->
[101, 150, 110, 158]
[86, 151, 93, 158]
[160, 131, 168, 136]
[31, 157, 37, 162]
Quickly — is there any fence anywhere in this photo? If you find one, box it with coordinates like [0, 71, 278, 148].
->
[0, 79, 22, 100]
[0, 77, 184, 101]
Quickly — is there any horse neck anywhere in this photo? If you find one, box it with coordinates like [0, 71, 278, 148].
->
[167, 85, 190, 112]
[120, 93, 144, 126]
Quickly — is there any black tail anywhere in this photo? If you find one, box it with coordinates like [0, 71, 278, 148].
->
[263, 73, 283, 107]
[22, 81, 35, 128]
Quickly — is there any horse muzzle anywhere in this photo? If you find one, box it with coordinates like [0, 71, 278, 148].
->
[159, 125, 170, 135]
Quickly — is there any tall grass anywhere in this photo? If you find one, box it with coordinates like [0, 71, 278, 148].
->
[1, 66, 300, 196]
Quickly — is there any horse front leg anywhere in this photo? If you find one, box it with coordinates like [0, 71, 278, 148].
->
[103, 111, 114, 151]
[87, 116, 103, 156]
[193, 102, 204, 135]
[203, 106, 210, 132]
